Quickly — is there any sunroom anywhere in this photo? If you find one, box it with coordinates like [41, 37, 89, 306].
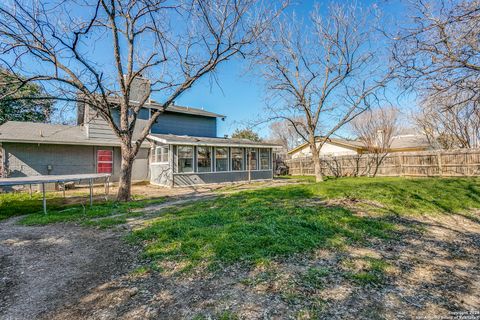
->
[147, 134, 280, 187]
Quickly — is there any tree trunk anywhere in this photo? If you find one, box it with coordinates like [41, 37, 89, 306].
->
[116, 145, 135, 201]
[313, 154, 323, 182]
[371, 153, 386, 177]
[372, 161, 379, 177]
[309, 138, 323, 182]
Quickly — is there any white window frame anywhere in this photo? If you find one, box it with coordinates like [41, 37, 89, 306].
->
[176, 145, 195, 173]
[259, 148, 270, 170]
[231, 147, 244, 171]
[197, 146, 213, 173]
[247, 148, 258, 171]
[154, 146, 169, 164]
[170, 145, 274, 174]
[214, 147, 229, 172]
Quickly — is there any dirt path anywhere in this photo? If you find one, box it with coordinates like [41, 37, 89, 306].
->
[0, 217, 139, 320]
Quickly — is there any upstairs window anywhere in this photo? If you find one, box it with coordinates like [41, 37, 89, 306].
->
[177, 146, 194, 173]
[197, 146, 212, 173]
[97, 150, 113, 173]
[260, 149, 270, 170]
[215, 147, 229, 172]
[154, 146, 169, 163]
[231, 147, 244, 171]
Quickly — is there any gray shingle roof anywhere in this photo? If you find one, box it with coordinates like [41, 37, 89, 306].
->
[0, 121, 125, 147]
[0, 121, 278, 149]
[148, 103, 225, 118]
[390, 134, 430, 149]
[148, 133, 282, 148]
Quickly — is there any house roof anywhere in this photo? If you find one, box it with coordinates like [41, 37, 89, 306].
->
[288, 135, 430, 155]
[148, 133, 282, 148]
[287, 137, 364, 155]
[148, 102, 226, 119]
[389, 134, 430, 150]
[0, 121, 148, 147]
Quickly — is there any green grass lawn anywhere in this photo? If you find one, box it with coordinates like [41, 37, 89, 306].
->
[129, 177, 480, 272]
[129, 187, 396, 271]
[0, 191, 165, 225]
[3, 177, 480, 273]
[308, 176, 480, 215]
[0, 191, 93, 221]
[19, 197, 165, 226]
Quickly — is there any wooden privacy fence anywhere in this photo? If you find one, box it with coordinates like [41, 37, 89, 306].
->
[285, 148, 480, 177]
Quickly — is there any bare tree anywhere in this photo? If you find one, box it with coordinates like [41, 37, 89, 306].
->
[392, 0, 480, 149]
[392, 0, 480, 106]
[255, 3, 391, 182]
[350, 107, 399, 177]
[0, 0, 284, 200]
[413, 97, 480, 149]
[268, 118, 305, 151]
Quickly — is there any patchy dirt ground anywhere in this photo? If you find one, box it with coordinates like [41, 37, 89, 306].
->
[39, 212, 479, 320]
[1, 182, 480, 319]
[0, 217, 140, 320]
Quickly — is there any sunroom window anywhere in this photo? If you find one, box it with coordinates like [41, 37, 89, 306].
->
[215, 147, 229, 171]
[177, 146, 194, 173]
[231, 147, 244, 171]
[154, 146, 169, 163]
[247, 148, 257, 170]
[197, 146, 212, 172]
[260, 149, 270, 170]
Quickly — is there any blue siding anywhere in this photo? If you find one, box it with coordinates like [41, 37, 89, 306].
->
[151, 112, 217, 137]
[112, 108, 217, 137]
[138, 108, 150, 120]
[110, 108, 149, 122]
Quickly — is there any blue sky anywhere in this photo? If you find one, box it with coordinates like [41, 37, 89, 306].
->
[173, 0, 416, 138]
[5, 0, 415, 138]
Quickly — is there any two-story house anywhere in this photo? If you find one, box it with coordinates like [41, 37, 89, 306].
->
[0, 80, 279, 187]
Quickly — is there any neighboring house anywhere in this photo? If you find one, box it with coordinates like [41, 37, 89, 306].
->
[288, 135, 430, 159]
[0, 81, 280, 187]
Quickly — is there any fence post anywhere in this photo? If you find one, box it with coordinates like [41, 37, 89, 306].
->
[437, 151, 443, 177]
[300, 158, 304, 175]
[366, 154, 371, 177]
[398, 155, 403, 177]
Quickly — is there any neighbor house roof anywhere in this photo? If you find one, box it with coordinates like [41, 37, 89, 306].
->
[0, 121, 148, 148]
[389, 134, 430, 151]
[287, 137, 364, 155]
[148, 133, 282, 148]
[288, 135, 430, 155]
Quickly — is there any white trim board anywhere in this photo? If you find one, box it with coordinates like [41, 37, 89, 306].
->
[147, 134, 281, 149]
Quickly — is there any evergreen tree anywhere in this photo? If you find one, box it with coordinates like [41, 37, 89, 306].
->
[232, 128, 262, 142]
[0, 69, 54, 125]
